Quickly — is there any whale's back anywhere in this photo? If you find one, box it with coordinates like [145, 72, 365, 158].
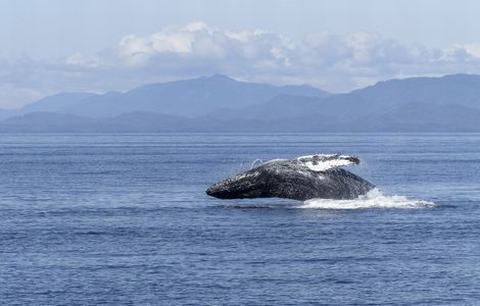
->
[259, 162, 374, 200]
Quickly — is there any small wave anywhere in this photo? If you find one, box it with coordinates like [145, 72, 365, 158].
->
[220, 204, 274, 209]
[300, 188, 435, 210]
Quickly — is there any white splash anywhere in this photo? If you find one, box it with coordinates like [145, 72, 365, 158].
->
[300, 188, 435, 210]
[297, 154, 358, 172]
[264, 158, 288, 164]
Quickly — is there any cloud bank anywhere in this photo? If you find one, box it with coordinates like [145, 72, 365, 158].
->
[3, 21, 480, 108]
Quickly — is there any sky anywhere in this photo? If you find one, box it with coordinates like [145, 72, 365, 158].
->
[2, 0, 480, 108]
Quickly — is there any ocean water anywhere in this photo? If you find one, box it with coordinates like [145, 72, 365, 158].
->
[0, 133, 479, 305]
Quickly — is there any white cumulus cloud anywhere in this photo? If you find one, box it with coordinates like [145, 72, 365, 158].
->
[4, 21, 480, 108]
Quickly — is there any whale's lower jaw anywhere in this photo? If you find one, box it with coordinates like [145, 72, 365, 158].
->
[206, 185, 266, 199]
[206, 161, 375, 201]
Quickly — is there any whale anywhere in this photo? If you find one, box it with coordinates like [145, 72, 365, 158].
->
[206, 154, 375, 201]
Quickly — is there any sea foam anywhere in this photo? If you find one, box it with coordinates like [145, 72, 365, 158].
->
[300, 188, 435, 210]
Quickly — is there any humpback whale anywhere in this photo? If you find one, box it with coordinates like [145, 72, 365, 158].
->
[206, 154, 374, 201]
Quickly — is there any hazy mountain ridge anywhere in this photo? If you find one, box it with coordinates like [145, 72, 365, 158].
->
[1, 73, 480, 132]
[21, 92, 98, 113]
[10, 74, 329, 118]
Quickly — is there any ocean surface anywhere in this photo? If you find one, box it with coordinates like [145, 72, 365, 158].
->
[1, 133, 479, 305]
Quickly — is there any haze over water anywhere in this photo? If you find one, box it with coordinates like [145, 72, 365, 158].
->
[1, 133, 479, 305]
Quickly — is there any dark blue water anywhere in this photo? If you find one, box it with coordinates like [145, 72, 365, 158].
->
[1, 133, 479, 305]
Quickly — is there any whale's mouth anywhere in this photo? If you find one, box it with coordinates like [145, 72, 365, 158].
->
[206, 172, 265, 199]
[299, 188, 435, 210]
[206, 183, 237, 199]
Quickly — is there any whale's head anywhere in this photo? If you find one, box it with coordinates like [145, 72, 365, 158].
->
[206, 169, 267, 199]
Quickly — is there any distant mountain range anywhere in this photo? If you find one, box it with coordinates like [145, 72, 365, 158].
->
[1, 73, 480, 132]
[17, 74, 329, 118]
